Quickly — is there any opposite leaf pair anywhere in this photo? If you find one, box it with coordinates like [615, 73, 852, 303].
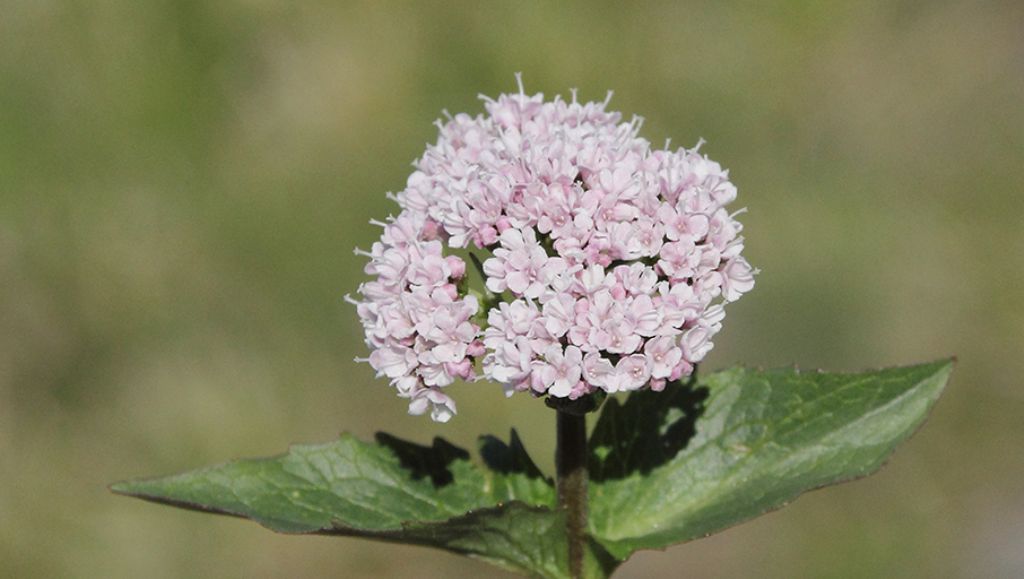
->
[112, 360, 952, 579]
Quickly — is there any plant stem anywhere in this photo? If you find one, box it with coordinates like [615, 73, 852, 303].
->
[556, 410, 588, 579]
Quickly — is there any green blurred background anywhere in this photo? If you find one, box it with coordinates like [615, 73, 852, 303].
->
[2, 1, 1022, 577]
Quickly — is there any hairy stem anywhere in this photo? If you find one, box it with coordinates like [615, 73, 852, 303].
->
[556, 410, 588, 579]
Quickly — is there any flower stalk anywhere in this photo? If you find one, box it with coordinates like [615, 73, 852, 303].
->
[556, 409, 588, 579]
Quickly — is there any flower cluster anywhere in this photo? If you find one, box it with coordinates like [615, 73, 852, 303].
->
[351, 77, 755, 421]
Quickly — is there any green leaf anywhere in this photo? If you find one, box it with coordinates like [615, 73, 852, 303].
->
[113, 360, 951, 576]
[587, 359, 954, 560]
[112, 430, 617, 579]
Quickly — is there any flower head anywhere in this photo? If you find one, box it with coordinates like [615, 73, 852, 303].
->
[351, 76, 756, 421]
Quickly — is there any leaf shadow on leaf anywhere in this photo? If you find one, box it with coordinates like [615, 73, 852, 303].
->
[479, 429, 547, 480]
[588, 375, 709, 482]
[374, 433, 469, 487]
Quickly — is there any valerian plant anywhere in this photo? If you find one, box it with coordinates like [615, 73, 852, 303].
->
[112, 77, 952, 579]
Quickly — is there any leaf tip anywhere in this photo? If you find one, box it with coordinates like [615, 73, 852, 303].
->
[931, 356, 956, 390]
[920, 357, 955, 389]
[108, 477, 164, 500]
[108, 478, 171, 504]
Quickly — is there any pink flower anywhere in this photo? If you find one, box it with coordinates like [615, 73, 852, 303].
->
[612, 354, 653, 392]
[353, 79, 755, 421]
[484, 300, 542, 346]
[483, 228, 567, 299]
[682, 325, 714, 362]
[613, 263, 658, 297]
[537, 345, 584, 397]
[644, 336, 684, 379]
[408, 388, 456, 423]
[574, 265, 614, 297]
[624, 295, 662, 337]
[406, 244, 450, 287]
[721, 256, 757, 302]
[658, 240, 700, 281]
[446, 255, 467, 279]
[369, 344, 418, 379]
[484, 336, 534, 386]
[655, 282, 703, 332]
[658, 204, 710, 242]
[581, 352, 651, 393]
[541, 294, 577, 338]
[582, 353, 615, 389]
